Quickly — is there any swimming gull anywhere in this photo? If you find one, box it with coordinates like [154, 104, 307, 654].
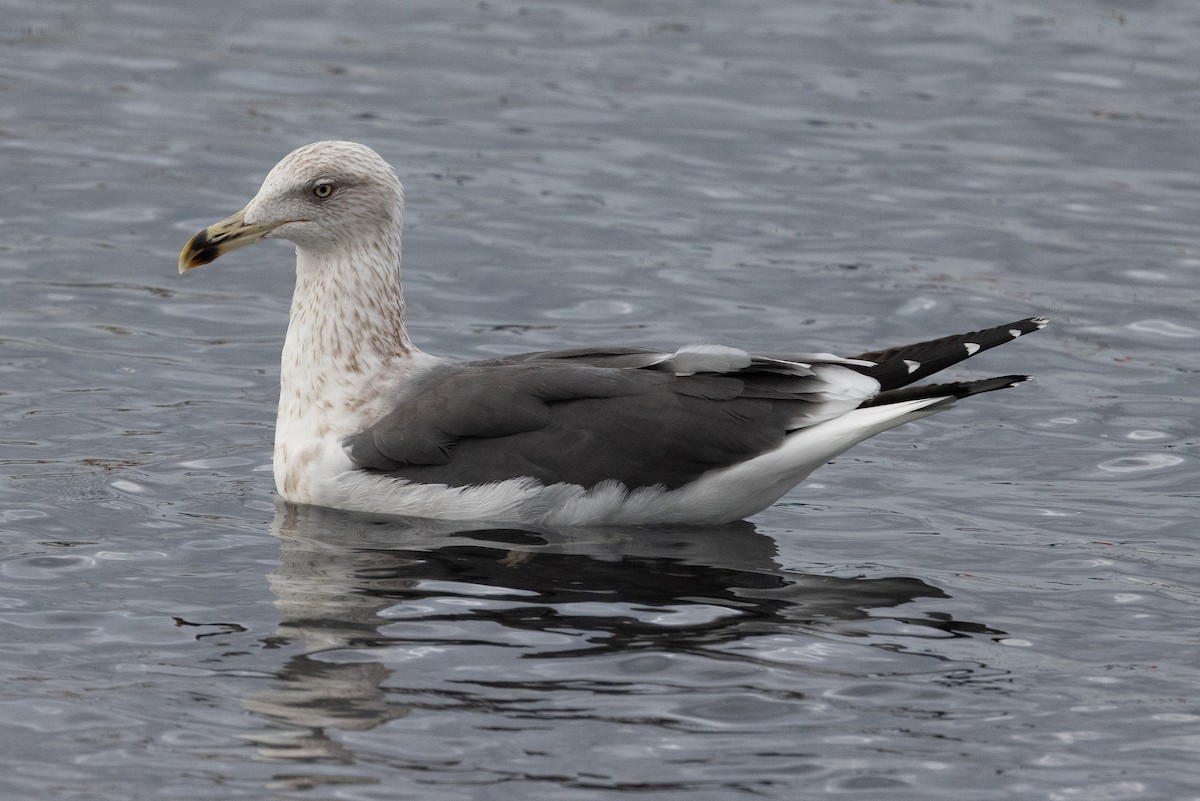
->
[179, 140, 1046, 525]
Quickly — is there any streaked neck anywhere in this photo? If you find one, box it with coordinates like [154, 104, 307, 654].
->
[280, 239, 416, 418]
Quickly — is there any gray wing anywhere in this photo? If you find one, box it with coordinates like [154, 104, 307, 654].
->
[345, 346, 847, 491]
[344, 317, 1045, 491]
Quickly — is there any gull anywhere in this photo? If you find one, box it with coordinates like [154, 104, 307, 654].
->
[179, 141, 1046, 525]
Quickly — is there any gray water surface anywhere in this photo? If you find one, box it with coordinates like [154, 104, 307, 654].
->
[2, 1, 1198, 799]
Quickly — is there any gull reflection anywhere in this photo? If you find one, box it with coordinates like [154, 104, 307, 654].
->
[243, 501, 998, 767]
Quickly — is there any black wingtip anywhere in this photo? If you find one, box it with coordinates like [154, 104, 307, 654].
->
[861, 373, 1033, 407]
[852, 316, 1047, 392]
[1012, 316, 1050, 336]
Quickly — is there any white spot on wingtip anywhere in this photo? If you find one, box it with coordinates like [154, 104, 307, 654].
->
[903, 359, 921, 373]
[1009, 329, 1023, 338]
[964, 342, 981, 355]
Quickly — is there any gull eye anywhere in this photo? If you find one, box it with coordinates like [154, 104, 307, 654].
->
[312, 181, 336, 199]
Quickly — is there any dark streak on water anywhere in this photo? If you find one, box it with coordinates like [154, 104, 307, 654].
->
[2, 1, 1199, 799]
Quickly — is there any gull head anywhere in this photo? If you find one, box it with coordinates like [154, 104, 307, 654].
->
[179, 141, 405, 273]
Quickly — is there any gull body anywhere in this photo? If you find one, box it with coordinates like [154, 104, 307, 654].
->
[180, 141, 1045, 525]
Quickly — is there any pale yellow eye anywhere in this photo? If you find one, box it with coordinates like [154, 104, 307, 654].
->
[312, 182, 336, 199]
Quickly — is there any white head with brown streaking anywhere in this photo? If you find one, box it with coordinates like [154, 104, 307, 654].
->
[181, 141, 405, 272]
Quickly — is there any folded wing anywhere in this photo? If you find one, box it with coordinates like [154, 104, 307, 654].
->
[345, 317, 1046, 492]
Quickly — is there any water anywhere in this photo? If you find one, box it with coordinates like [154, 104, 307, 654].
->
[2, 1, 1198, 798]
